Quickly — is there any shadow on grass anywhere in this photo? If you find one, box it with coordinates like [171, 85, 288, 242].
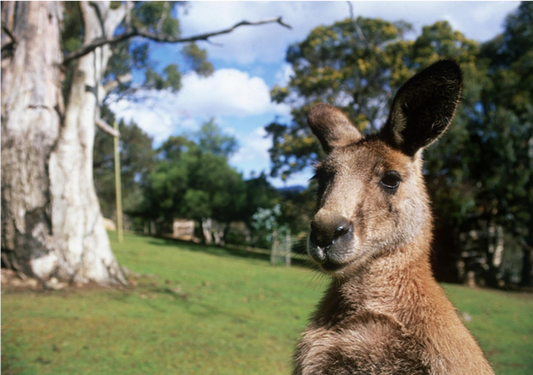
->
[1, 352, 26, 375]
[146, 235, 313, 269]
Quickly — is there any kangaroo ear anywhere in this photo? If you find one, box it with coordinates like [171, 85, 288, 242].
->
[308, 103, 363, 154]
[381, 60, 463, 156]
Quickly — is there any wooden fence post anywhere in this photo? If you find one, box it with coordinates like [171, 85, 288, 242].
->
[271, 229, 278, 265]
[114, 121, 123, 243]
[285, 230, 291, 267]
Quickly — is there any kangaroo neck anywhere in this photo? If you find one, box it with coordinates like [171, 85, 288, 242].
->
[314, 241, 436, 327]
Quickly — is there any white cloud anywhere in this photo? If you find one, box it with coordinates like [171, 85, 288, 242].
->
[178, 1, 520, 66]
[176, 69, 286, 117]
[275, 63, 294, 87]
[229, 126, 315, 188]
[109, 95, 179, 144]
[110, 69, 289, 144]
[231, 127, 271, 168]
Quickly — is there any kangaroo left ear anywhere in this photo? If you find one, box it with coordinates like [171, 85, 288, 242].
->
[381, 60, 463, 156]
[308, 102, 363, 154]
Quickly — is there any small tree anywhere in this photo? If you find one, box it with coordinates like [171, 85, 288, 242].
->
[252, 204, 291, 265]
[137, 121, 247, 245]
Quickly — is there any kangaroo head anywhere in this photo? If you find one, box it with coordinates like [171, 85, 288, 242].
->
[308, 60, 462, 275]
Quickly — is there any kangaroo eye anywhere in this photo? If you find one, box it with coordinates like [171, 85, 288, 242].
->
[380, 171, 402, 191]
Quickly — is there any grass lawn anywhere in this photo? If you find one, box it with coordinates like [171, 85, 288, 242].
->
[2, 232, 532, 374]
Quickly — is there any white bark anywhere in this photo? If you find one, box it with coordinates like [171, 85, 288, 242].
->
[47, 1, 127, 284]
[2, 2, 63, 277]
[2, 1, 126, 285]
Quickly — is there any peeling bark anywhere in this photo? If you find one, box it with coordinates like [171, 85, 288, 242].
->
[2, 1, 62, 277]
[1, 1, 126, 285]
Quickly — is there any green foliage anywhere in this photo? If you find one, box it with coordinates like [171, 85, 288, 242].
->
[144, 64, 182, 91]
[186, 118, 239, 157]
[181, 189, 212, 220]
[252, 204, 290, 247]
[135, 120, 279, 242]
[268, 17, 415, 179]
[183, 42, 215, 77]
[266, 7, 533, 286]
[2, 233, 532, 374]
[131, 2, 180, 37]
[140, 153, 189, 222]
[139, 121, 245, 226]
[241, 173, 280, 227]
[184, 150, 246, 224]
[61, 2, 212, 104]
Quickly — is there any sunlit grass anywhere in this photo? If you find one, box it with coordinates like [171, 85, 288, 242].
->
[2, 232, 532, 374]
[442, 283, 533, 374]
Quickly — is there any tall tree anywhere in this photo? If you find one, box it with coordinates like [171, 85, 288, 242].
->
[138, 122, 247, 245]
[407, 21, 485, 282]
[1, 3, 84, 281]
[473, 2, 533, 286]
[1, 1, 289, 285]
[267, 17, 413, 180]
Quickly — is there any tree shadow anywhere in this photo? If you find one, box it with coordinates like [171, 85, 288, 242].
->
[146, 235, 312, 269]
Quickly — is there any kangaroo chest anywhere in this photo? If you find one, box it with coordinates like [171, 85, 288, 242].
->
[293, 309, 430, 375]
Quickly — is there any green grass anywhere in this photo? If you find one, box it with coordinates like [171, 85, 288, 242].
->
[442, 283, 533, 374]
[2, 232, 532, 375]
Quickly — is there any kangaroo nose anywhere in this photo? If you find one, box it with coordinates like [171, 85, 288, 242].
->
[310, 211, 352, 248]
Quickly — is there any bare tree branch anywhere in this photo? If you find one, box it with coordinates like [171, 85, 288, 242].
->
[125, 1, 133, 29]
[1, 21, 17, 52]
[95, 118, 120, 138]
[63, 16, 291, 66]
[88, 1, 107, 38]
[347, 1, 354, 21]
[103, 73, 133, 94]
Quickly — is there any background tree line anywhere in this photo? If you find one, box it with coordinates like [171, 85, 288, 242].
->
[91, 2, 531, 288]
[266, 2, 532, 288]
[93, 113, 290, 248]
[4, 1, 529, 289]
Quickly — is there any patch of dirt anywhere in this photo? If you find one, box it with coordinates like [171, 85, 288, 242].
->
[1, 268, 43, 291]
[1, 268, 137, 293]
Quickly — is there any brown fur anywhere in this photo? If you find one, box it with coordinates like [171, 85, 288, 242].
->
[294, 60, 494, 375]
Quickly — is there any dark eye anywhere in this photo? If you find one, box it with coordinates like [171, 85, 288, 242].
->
[380, 171, 402, 191]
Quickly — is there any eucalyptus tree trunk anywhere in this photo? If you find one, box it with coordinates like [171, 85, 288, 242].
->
[2, 1, 288, 285]
[47, 2, 127, 284]
[1, 2, 62, 279]
[1, 2, 126, 285]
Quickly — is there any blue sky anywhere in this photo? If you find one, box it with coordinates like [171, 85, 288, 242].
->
[110, 1, 520, 188]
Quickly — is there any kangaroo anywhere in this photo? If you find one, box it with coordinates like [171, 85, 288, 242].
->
[293, 60, 494, 375]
